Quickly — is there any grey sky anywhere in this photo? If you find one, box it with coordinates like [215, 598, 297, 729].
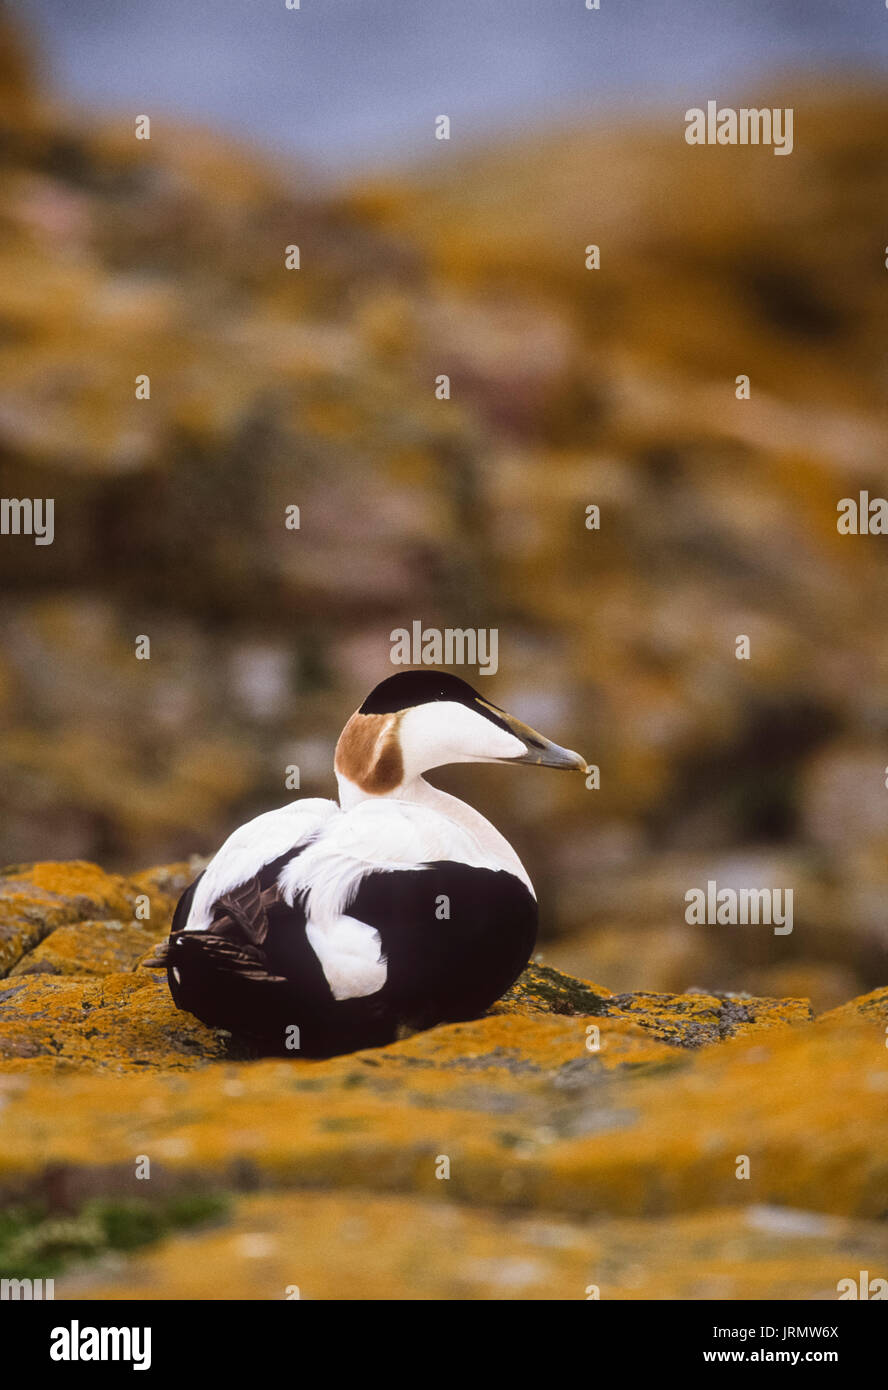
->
[13, 0, 887, 175]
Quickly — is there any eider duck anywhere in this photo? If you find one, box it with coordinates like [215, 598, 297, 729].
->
[164, 672, 587, 1056]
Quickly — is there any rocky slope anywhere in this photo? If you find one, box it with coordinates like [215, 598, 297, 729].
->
[0, 861, 885, 1299]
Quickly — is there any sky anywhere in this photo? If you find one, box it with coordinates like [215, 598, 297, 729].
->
[13, 0, 888, 175]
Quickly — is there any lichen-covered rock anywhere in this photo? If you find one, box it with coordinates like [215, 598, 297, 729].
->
[0, 1012, 885, 1225]
[0, 859, 885, 1301]
[128, 862, 198, 907]
[0, 860, 189, 980]
[596, 990, 813, 1048]
[495, 963, 612, 1015]
[0, 974, 228, 1071]
[817, 986, 888, 1026]
[56, 1194, 888, 1302]
[353, 1009, 683, 1078]
[0, 862, 135, 978]
[9, 919, 162, 977]
[500, 968, 812, 1046]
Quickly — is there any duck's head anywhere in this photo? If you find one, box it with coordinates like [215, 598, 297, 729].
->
[335, 671, 588, 801]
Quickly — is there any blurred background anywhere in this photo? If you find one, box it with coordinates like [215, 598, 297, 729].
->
[1, 0, 887, 1009]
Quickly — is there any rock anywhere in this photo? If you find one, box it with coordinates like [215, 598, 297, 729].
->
[9, 919, 162, 976]
[0, 999, 885, 1226]
[0, 858, 885, 1299]
[757, 963, 862, 1014]
[595, 989, 813, 1048]
[0, 862, 135, 978]
[0, 860, 188, 979]
[0, 974, 228, 1071]
[817, 986, 888, 1026]
[494, 962, 612, 1015]
[501, 969, 812, 1048]
[56, 1195, 888, 1302]
[129, 862, 197, 903]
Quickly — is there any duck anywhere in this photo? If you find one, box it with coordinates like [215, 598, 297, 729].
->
[162, 671, 588, 1057]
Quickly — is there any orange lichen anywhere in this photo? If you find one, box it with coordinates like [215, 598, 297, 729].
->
[50, 1194, 887, 1302]
[20, 862, 128, 901]
[0, 857, 886, 1309]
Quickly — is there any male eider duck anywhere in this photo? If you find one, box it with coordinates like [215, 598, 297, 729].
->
[164, 672, 587, 1056]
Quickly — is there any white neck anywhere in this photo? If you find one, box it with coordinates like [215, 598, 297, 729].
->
[336, 772, 534, 895]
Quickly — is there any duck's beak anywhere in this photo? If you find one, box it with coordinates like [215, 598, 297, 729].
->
[478, 700, 589, 772]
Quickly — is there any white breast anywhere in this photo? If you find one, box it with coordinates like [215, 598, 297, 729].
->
[277, 797, 511, 923]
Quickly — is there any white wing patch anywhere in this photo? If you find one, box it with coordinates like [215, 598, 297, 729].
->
[185, 798, 339, 931]
[305, 915, 387, 1000]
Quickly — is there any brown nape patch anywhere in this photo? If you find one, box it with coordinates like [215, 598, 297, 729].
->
[335, 712, 404, 794]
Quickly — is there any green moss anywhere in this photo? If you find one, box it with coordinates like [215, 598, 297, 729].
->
[89, 1199, 166, 1251]
[499, 964, 611, 1016]
[163, 1192, 230, 1229]
[0, 1207, 105, 1280]
[0, 1192, 230, 1281]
